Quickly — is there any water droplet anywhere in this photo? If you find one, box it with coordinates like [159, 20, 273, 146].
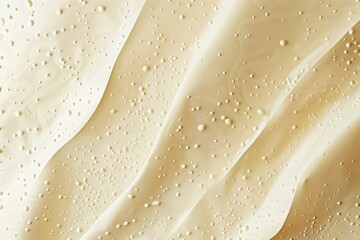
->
[197, 124, 206, 132]
[97, 5, 106, 12]
[25, 0, 33, 8]
[152, 200, 161, 206]
[56, 9, 63, 15]
[15, 111, 22, 117]
[279, 39, 287, 47]
[224, 118, 232, 125]
[142, 65, 150, 72]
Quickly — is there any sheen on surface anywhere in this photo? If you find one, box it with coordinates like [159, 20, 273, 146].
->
[0, 0, 359, 240]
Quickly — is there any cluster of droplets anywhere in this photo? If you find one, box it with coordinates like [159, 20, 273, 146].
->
[1, 0, 360, 239]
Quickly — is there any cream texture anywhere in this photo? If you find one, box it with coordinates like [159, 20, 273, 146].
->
[0, 0, 360, 239]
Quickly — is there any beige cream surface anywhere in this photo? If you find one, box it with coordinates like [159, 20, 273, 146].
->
[0, 0, 360, 239]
